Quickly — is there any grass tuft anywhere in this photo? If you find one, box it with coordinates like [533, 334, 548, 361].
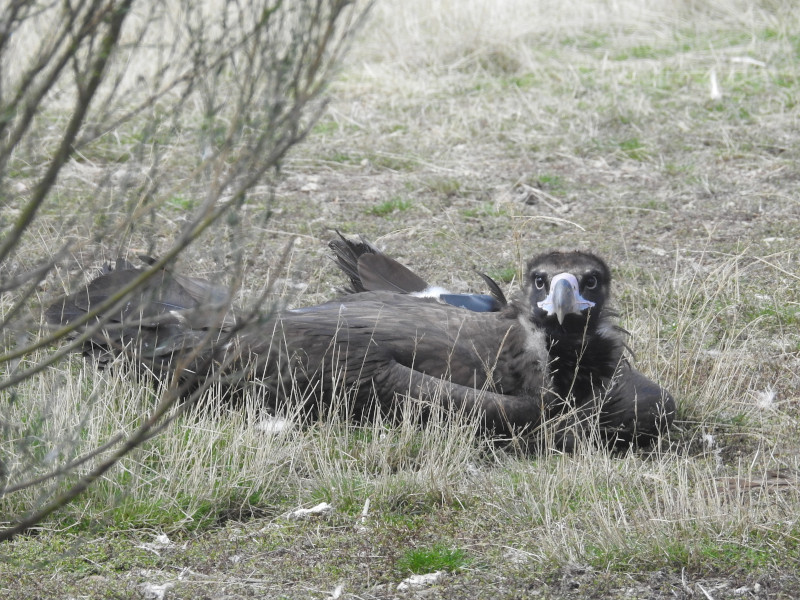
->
[367, 197, 414, 216]
[396, 543, 470, 575]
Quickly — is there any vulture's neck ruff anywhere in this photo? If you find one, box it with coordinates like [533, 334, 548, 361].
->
[509, 250, 624, 402]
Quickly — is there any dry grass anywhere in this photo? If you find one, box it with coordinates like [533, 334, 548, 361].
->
[3, 0, 800, 597]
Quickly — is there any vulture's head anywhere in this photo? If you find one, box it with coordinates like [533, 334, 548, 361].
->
[523, 251, 612, 334]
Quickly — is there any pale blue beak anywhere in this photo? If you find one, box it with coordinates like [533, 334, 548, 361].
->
[536, 273, 595, 324]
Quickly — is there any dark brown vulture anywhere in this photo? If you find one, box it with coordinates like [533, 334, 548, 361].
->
[46, 237, 675, 448]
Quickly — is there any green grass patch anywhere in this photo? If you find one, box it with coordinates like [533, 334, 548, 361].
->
[424, 176, 462, 197]
[4, 533, 162, 576]
[535, 173, 566, 191]
[504, 72, 539, 89]
[367, 197, 413, 216]
[639, 198, 668, 210]
[585, 538, 780, 574]
[396, 543, 470, 574]
[326, 150, 361, 164]
[368, 153, 417, 171]
[618, 137, 649, 160]
[696, 540, 777, 573]
[312, 119, 341, 135]
[612, 44, 671, 61]
[741, 301, 800, 330]
[489, 266, 517, 283]
[166, 195, 195, 211]
[461, 202, 509, 219]
[559, 30, 609, 50]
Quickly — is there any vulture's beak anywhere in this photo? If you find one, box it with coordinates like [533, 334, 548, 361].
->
[537, 273, 595, 324]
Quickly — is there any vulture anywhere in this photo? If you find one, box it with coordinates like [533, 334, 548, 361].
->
[327, 234, 674, 446]
[46, 236, 675, 448]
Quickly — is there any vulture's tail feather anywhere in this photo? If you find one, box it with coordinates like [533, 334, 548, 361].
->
[328, 231, 429, 294]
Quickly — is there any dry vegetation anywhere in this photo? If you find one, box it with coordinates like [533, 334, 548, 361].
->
[3, 0, 800, 598]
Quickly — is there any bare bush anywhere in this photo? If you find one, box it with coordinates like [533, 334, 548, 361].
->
[0, 0, 368, 539]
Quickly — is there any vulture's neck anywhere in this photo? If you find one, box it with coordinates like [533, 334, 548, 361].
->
[544, 322, 622, 402]
[504, 300, 623, 402]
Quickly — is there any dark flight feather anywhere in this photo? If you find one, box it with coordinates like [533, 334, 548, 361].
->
[328, 231, 428, 294]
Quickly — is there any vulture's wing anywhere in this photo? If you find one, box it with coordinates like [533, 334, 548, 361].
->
[330, 233, 506, 311]
[46, 258, 236, 364]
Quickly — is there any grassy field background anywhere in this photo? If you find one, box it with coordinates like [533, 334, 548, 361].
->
[3, 0, 800, 597]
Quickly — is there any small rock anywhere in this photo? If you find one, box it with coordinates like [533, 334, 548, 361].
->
[286, 502, 333, 519]
[300, 176, 321, 192]
[504, 547, 533, 564]
[397, 571, 444, 592]
[328, 584, 344, 599]
[137, 533, 174, 555]
[363, 187, 382, 201]
[140, 582, 174, 600]
[254, 416, 291, 435]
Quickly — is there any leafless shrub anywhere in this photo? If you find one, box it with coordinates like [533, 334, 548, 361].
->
[0, 0, 369, 539]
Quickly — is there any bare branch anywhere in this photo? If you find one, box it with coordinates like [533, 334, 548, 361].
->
[0, 0, 370, 536]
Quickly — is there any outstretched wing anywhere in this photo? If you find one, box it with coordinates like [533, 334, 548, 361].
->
[46, 258, 236, 365]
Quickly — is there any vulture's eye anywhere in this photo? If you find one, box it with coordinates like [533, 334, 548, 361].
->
[584, 275, 598, 290]
[533, 275, 546, 290]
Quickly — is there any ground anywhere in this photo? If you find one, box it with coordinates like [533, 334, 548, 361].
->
[2, 1, 800, 598]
